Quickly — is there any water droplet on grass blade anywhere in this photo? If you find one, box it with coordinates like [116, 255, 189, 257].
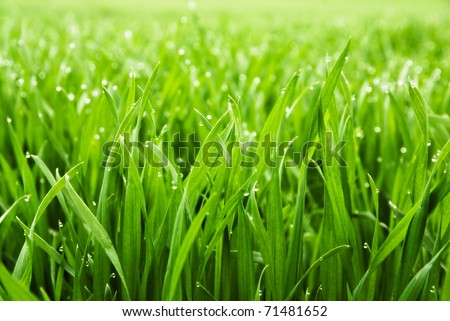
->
[187, 1, 197, 10]
[24, 196, 30, 202]
[16, 78, 24, 87]
[6, 117, 12, 123]
[400, 147, 407, 154]
[374, 126, 381, 133]
[388, 200, 397, 210]
[25, 151, 31, 159]
[123, 30, 133, 39]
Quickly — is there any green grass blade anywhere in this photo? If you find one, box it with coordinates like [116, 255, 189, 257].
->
[64, 179, 130, 300]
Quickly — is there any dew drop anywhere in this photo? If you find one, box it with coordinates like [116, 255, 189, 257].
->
[187, 1, 197, 10]
[124, 30, 133, 39]
[374, 126, 381, 133]
[25, 151, 31, 159]
[110, 273, 116, 279]
[195, 281, 200, 288]
[363, 242, 369, 249]
[364, 182, 370, 188]
[16, 78, 24, 87]
[400, 147, 407, 154]
[6, 117, 12, 123]
[157, 172, 162, 178]
[388, 200, 397, 210]
[280, 88, 286, 95]
[59, 245, 63, 252]
[206, 114, 212, 120]
[24, 196, 30, 202]
[199, 122, 203, 127]
[171, 184, 178, 190]
[376, 157, 382, 163]
[68, 93, 75, 101]
[56, 86, 62, 92]
[427, 140, 432, 147]
[243, 192, 250, 197]
[58, 220, 64, 228]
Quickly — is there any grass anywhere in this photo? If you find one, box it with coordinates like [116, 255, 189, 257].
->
[0, 0, 450, 301]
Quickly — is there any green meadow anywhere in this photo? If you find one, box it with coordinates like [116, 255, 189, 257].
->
[0, 0, 449, 301]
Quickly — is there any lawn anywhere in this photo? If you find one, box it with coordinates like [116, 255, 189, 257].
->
[0, 0, 449, 301]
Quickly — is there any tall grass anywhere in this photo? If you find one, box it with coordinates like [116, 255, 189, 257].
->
[0, 2, 450, 301]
